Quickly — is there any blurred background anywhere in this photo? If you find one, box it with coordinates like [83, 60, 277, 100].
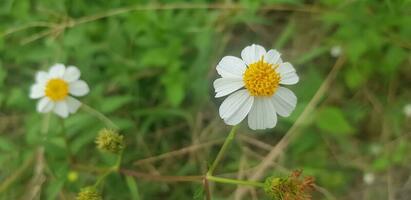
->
[1, 0, 411, 199]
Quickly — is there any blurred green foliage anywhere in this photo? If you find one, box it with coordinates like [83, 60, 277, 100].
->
[1, 0, 411, 199]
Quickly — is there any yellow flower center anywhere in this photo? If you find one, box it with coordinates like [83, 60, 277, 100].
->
[45, 78, 69, 101]
[243, 58, 281, 96]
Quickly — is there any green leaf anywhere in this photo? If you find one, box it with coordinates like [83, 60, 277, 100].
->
[5, 88, 30, 110]
[0, 63, 6, 85]
[274, 20, 295, 49]
[315, 106, 354, 135]
[344, 66, 365, 90]
[162, 72, 186, 107]
[345, 39, 368, 62]
[372, 157, 390, 171]
[381, 46, 407, 75]
[193, 185, 204, 200]
[46, 179, 65, 200]
[0, 137, 16, 152]
[295, 46, 329, 65]
[100, 96, 133, 113]
[125, 176, 141, 200]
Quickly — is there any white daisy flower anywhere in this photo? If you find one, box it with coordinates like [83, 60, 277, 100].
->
[363, 172, 375, 185]
[330, 45, 342, 57]
[403, 103, 411, 118]
[213, 44, 299, 130]
[29, 64, 90, 118]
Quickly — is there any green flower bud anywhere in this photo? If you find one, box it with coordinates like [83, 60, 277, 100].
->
[264, 170, 314, 200]
[76, 187, 102, 200]
[95, 129, 124, 154]
[264, 177, 284, 200]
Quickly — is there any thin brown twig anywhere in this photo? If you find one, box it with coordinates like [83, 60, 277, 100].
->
[64, 3, 323, 29]
[313, 184, 338, 200]
[19, 28, 55, 45]
[239, 134, 273, 152]
[234, 154, 248, 200]
[0, 154, 35, 193]
[72, 164, 112, 174]
[23, 113, 51, 200]
[3, 3, 322, 45]
[133, 138, 224, 165]
[0, 22, 55, 37]
[119, 168, 203, 182]
[235, 55, 346, 199]
[203, 177, 212, 200]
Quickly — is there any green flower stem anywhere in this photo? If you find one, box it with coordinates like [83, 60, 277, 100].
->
[59, 118, 73, 162]
[207, 126, 238, 176]
[42, 113, 51, 135]
[206, 175, 264, 188]
[81, 103, 119, 130]
[94, 168, 114, 188]
[93, 152, 124, 187]
[80, 103, 125, 187]
[114, 150, 124, 171]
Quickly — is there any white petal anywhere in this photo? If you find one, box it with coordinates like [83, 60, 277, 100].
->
[37, 97, 54, 113]
[216, 56, 247, 78]
[264, 49, 282, 65]
[219, 89, 254, 125]
[66, 97, 82, 114]
[54, 101, 69, 118]
[224, 96, 254, 125]
[35, 71, 49, 83]
[277, 62, 299, 85]
[272, 87, 297, 117]
[241, 44, 266, 65]
[69, 80, 90, 96]
[248, 97, 277, 130]
[213, 77, 244, 98]
[63, 66, 81, 82]
[49, 63, 66, 78]
[30, 83, 44, 99]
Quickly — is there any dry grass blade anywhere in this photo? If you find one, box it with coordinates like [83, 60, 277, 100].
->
[133, 138, 224, 165]
[120, 169, 203, 182]
[2, 3, 322, 45]
[0, 154, 34, 193]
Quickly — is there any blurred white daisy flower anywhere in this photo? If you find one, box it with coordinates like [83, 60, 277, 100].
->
[29, 64, 90, 118]
[330, 45, 342, 57]
[403, 103, 411, 118]
[363, 172, 375, 185]
[213, 44, 299, 130]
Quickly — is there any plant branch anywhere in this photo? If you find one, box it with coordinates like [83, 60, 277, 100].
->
[207, 175, 264, 188]
[81, 103, 119, 130]
[120, 169, 204, 182]
[207, 126, 238, 176]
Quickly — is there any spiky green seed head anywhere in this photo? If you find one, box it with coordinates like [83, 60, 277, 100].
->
[264, 170, 315, 200]
[76, 187, 102, 200]
[95, 128, 124, 154]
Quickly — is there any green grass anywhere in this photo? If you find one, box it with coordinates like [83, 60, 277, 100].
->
[1, 0, 411, 199]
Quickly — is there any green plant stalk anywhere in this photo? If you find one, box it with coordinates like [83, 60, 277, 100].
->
[126, 175, 141, 200]
[94, 168, 114, 188]
[207, 126, 238, 176]
[206, 175, 264, 188]
[93, 151, 124, 187]
[114, 150, 124, 171]
[81, 103, 119, 130]
[59, 118, 73, 162]
[81, 104, 124, 187]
